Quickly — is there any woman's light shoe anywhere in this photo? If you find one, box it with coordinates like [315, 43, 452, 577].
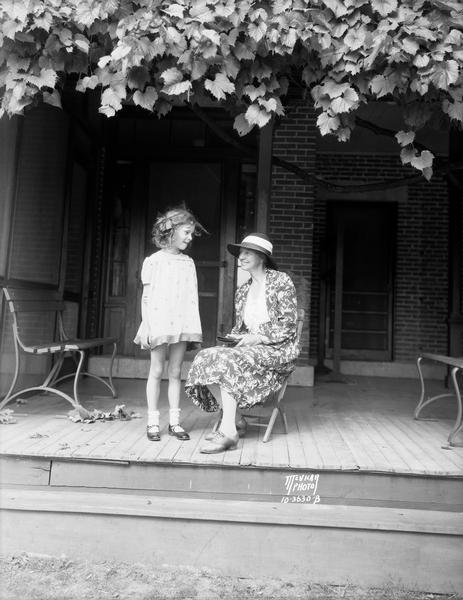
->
[200, 431, 239, 454]
[205, 417, 247, 441]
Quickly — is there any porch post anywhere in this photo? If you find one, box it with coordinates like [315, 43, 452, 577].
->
[333, 218, 344, 376]
[448, 129, 463, 356]
[256, 119, 274, 233]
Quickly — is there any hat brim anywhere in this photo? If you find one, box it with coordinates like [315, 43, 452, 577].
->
[227, 243, 279, 271]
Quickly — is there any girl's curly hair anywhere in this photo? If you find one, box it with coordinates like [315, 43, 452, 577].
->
[151, 207, 207, 249]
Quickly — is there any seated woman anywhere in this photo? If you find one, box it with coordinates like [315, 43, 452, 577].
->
[185, 232, 300, 454]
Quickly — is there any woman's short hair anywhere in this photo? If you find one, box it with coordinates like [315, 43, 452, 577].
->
[151, 207, 207, 248]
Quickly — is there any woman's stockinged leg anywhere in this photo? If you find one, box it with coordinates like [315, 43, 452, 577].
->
[218, 388, 238, 438]
[207, 384, 237, 438]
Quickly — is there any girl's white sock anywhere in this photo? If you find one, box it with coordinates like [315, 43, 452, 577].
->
[147, 410, 160, 427]
[169, 408, 181, 427]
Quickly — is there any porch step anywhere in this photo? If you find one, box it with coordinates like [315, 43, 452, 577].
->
[1, 487, 462, 593]
[2, 456, 463, 511]
[88, 355, 315, 386]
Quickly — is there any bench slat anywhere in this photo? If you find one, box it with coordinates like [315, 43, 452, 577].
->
[421, 353, 463, 370]
[4, 289, 61, 302]
[21, 337, 118, 354]
[7, 300, 65, 313]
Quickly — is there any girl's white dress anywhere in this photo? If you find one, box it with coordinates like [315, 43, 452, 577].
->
[134, 250, 202, 349]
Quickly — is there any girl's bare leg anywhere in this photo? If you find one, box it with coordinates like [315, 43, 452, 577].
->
[147, 344, 167, 425]
[167, 341, 187, 426]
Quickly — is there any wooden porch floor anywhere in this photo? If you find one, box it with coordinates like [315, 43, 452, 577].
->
[1, 376, 462, 476]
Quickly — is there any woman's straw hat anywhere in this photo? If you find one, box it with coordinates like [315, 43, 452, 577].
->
[227, 232, 278, 270]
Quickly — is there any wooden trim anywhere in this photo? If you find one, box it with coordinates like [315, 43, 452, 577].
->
[57, 118, 72, 297]
[332, 218, 344, 374]
[0, 116, 22, 281]
[0, 279, 58, 291]
[319, 187, 407, 203]
[2, 488, 462, 534]
[256, 119, 274, 233]
[219, 159, 239, 335]
[448, 130, 462, 356]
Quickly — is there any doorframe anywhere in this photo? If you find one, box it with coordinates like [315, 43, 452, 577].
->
[99, 155, 243, 353]
[318, 188, 405, 367]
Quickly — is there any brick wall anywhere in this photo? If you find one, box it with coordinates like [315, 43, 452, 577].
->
[271, 103, 317, 364]
[311, 153, 449, 362]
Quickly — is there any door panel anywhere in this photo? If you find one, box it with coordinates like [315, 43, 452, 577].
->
[326, 203, 395, 361]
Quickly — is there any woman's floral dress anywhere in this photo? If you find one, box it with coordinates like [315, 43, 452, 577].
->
[185, 269, 299, 411]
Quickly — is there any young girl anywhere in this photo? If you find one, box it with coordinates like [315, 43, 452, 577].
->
[134, 207, 205, 441]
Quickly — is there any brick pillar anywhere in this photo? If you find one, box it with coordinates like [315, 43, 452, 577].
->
[271, 103, 317, 365]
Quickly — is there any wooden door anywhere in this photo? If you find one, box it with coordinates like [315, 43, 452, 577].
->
[145, 162, 230, 348]
[102, 162, 146, 355]
[102, 160, 235, 354]
[325, 202, 395, 361]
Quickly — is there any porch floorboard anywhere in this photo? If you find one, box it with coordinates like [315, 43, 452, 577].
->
[1, 376, 462, 476]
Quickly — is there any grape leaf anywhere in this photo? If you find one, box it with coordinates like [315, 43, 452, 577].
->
[395, 130, 415, 146]
[204, 73, 234, 100]
[133, 86, 158, 110]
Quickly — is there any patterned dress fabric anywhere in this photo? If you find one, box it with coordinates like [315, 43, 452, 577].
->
[133, 250, 202, 349]
[185, 269, 299, 411]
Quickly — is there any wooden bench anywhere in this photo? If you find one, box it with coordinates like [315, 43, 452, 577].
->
[415, 352, 463, 447]
[0, 287, 118, 417]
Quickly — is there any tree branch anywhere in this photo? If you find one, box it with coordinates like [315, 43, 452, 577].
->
[191, 104, 460, 194]
[355, 116, 431, 154]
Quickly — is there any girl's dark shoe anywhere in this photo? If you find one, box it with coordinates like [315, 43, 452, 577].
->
[168, 424, 190, 440]
[146, 425, 160, 442]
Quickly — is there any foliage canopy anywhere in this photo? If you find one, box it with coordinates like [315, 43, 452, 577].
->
[1, 0, 462, 177]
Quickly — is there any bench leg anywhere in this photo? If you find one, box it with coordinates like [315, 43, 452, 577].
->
[0, 336, 20, 410]
[53, 343, 118, 399]
[43, 354, 65, 387]
[414, 356, 426, 419]
[414, 356, 455, 419]
[72, 350, 85, 407]
[448, 367, 463, 447]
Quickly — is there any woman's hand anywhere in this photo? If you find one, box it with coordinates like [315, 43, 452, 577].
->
[236, 333, 262, 347]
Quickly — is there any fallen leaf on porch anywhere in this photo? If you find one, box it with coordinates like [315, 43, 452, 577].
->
[67, 404, 141, 423]
[0, 409, 17, 424]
